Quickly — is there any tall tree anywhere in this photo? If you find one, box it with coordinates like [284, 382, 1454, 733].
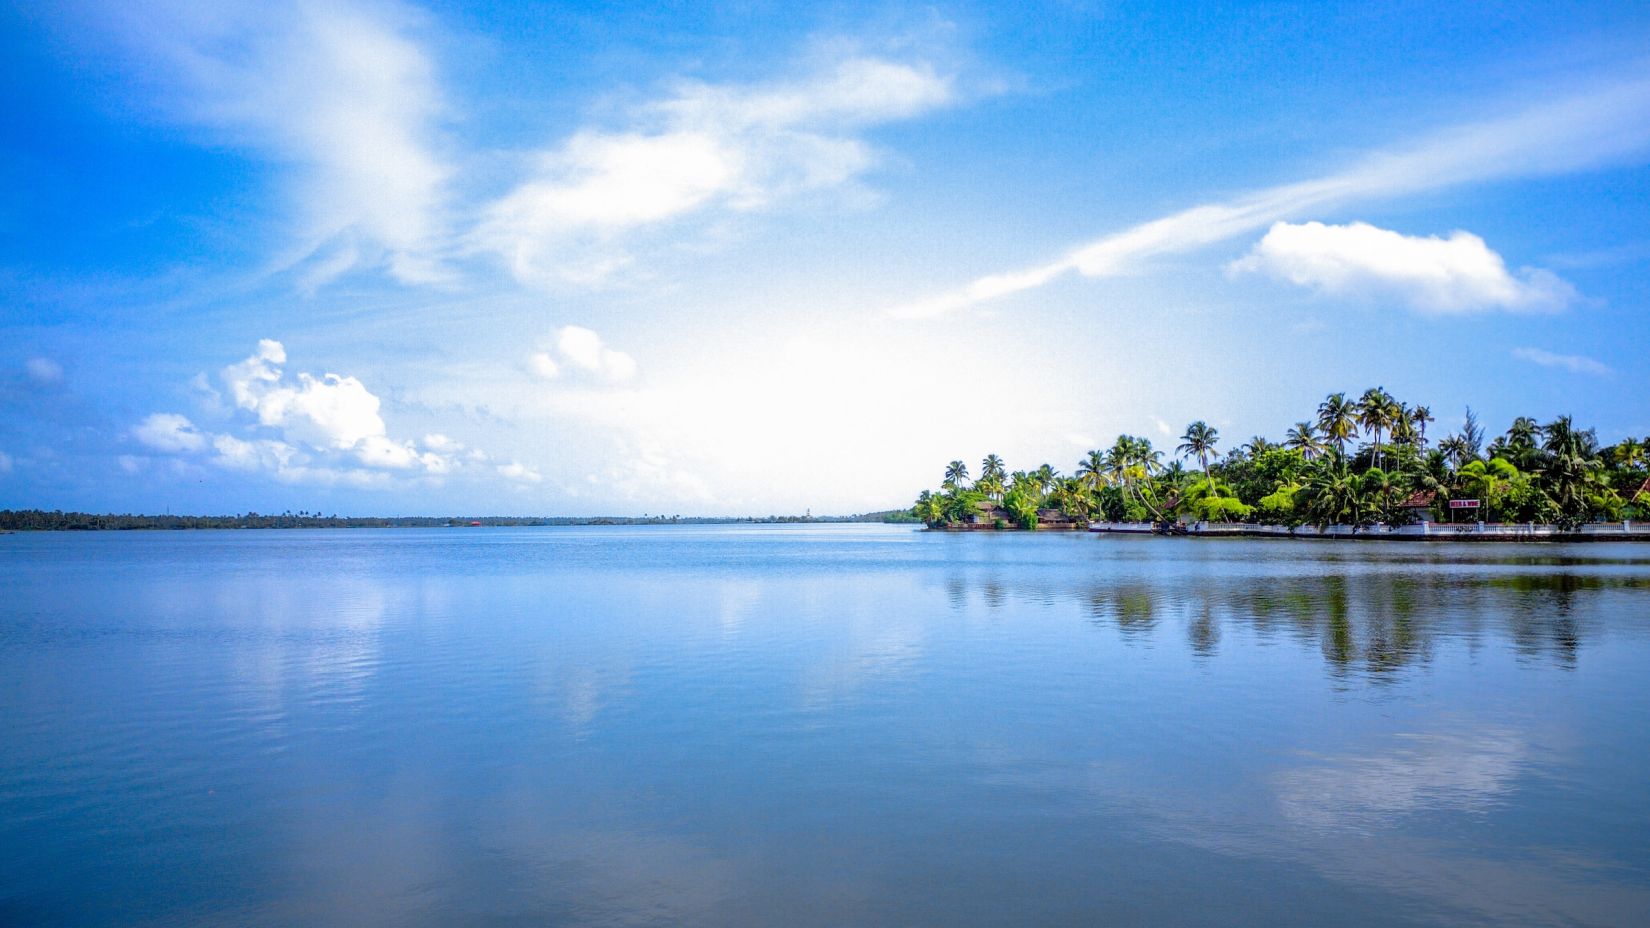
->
[1317, 393, 1360, 461]
[1284, 421, 1321, 459]
[1410, 405, 1434, 445]
[1077, 449, 1108, 492]
[1177, 421, 1220, 493]
[1356, 387, 1400, 469]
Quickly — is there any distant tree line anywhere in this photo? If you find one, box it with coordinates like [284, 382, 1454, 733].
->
[914, 389, 1649, 530]
[0, 509, 912, 531]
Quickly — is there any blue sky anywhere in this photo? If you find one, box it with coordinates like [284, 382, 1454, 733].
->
[2, 0, 1647, 515]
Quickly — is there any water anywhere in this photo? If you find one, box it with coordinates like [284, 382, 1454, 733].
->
[3, 525, 1648, 927]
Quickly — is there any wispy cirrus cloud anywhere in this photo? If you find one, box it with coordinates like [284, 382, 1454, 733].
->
[472, 56, 956, 286]
[1510, 347, 1613, 377]
[105, 0, 451, 288]
[891, 74, 1650, 319]
[1230, 221, 1576, 314]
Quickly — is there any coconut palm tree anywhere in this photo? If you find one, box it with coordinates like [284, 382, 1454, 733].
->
[1300, 461, 1364, 528]
[1410, 405, 1434, 446]
[1035, 463, 1059, 496]
[1615, 437, 1646, 473]
[943, 460, 970, 490]
[914, 490, 947, 527]
[1317, 393, 1360, 461]
[1177, 421, 1220, 493]
[981, 454, 1005, 483]
[1390, 403, 1417, 447]
[1538, 418, 1600, 525]
[1437, 434, 1471, 470]
[975, 472, 1005, 501]
[1284, 421, 1321, 459]
[1077, 449, 1108, 492]
[1356, 387, 1400, 469]
[1105, 435, 1164, 520]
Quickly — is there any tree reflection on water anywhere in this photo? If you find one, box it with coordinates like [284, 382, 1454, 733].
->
[942, 560, 1647, 677]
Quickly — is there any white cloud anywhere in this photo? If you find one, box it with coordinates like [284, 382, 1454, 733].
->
[527, 352, 560, 380]
[1230, 221, 1576, 313]
[221, 339, 449, 471]
[25, 357, 63, 384]
[529, 326, 638, 383]
[0, 450, 12, 474]
[1511, 347, 1614, 376]
[891, 74, 1650, 318]
[122, 1, 449, 287]
[134, 412, 210, 453]
[135, 340, 502, 487]
[474, 55, 954, 284]
[497, 461, 542, 483]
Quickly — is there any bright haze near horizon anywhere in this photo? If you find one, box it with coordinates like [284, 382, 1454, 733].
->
[2, 1, 1648, 517]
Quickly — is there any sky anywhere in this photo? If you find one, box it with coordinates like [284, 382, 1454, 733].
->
[2, 0, 1648, 516]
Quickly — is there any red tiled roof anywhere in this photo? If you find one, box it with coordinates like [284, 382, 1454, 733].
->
[1399, 490, 1436, 509]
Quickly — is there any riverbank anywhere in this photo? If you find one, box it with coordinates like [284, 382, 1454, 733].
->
[1088, 520, 1650, 541]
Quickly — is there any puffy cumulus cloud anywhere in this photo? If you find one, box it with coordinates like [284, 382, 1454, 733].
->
[221, 339, 455, 470]
[1229, 221, 1578, 314]
[134, 340, 510, 488]
[1511, 347, 1613, 376]
[26, 357, 63, 384]
[134, 412, 210, 453]
[529, 326, 637, 383]
[473, 55, 954, 285]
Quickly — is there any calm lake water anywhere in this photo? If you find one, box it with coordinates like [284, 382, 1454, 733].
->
[3, 525, 1649, 927]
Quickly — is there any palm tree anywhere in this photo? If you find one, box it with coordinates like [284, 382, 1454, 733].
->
[1437, 435, 1471, 470]
[975, 472, 1005, 501]
[1616, 437, 1646, 472]
[1284, 421, 1321, 460]
[1500, 417, 1543, 471]
[1105, 435, 1164, 520]
[914, 490, 946, 527]
[1077, 449, 1108, 492]
[1410, 405, 1434, 446]
[1390, 403, 1417, 447]
[1050, 476, 1093, 521]
[1540, 416, 1603, 527]
[943, 460, 970, 490]
[981, 454, 1005, 484]
[1244, 435, 1275, 457]
[1035, 463, 1059, 496]
[1317, 393, 1360, 461]
[1356, 387, 1400, 469]
[1300, 461, 1365, 528]
[1178, 421, 1220, 494]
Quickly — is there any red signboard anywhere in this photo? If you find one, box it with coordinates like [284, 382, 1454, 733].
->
[1449, 499, 1481, 509]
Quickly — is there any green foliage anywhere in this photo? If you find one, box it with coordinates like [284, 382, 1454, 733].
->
[1258, 483, 1301, 522]
[913, 398, 1643, 532]
[1196, 495, 1254, 522]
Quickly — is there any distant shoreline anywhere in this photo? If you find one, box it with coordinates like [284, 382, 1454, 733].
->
[0, 510, 920, 532]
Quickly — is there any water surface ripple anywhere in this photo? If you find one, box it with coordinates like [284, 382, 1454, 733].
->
[3, 525, 1648, 927]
